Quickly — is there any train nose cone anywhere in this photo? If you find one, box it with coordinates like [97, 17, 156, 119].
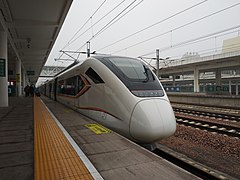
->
[130, 99, 176, 143]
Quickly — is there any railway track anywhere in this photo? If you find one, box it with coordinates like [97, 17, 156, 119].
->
[154, 103, 240, 179]
[172, 103, 240, 117]
[175, 117, 240, 138]
[173, 107, 240, 123]
[153, 145, 236, 180]
[170, 103, 240, 138]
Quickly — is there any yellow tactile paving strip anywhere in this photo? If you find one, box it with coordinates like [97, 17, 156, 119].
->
[34, 96, 94, 180]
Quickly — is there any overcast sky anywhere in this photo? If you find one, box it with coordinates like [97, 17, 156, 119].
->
[46, 0, 240, 67]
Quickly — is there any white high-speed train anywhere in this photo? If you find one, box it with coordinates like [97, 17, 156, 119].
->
[40, 55, 176, 147]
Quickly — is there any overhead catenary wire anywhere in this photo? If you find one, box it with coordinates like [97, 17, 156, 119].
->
[66, 0, 127, 48]
[97, 0, 208, 52]
[140, 32, 240, 69]
[155, 43, 240, 64]
[161, 27, 240, 52]
[180, 43, 240, 60]
[139, 25, 240, 57]
[140, 43, 240, 70]
[156, 43, 240, 69]
[61, 0, 107, 50]
[112, 2, 240, 55]
[77, 0, 144, 52]
[93, 0, 144, 39]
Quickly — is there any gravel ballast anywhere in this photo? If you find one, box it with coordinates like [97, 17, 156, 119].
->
[158, 125, 240, 178]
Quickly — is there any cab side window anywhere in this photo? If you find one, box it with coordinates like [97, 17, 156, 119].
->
[86, 68, 104, 84]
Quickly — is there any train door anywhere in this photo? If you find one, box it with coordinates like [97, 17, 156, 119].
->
[76, 76, 85, 108]
[85, 67, 106, 121]
[44, 84, 46, 96]
[74, 76, 78, 108]
[54, 78, 57, 101]
[48, 83, 52, 99]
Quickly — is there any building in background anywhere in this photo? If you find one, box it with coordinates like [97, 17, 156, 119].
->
[222, 36, 240, 53]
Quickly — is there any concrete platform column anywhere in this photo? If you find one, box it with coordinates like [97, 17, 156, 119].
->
[236, 82, 239, 96]
[194, 68, 199, 93]
[15, 58, 22, 96]
[229, 80, 232, 95]
[172, 74, 176, 87]
[216, 69, 221, 86]
[0, 31, 8, 107]
[22, 69, 27, 90]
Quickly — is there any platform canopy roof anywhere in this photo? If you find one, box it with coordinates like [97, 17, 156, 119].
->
[0, 0, 73, 84]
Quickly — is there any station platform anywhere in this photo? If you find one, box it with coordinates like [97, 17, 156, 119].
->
[167, 92, 240, 109]
[0, 96, 199, 180]
[0, 97, 34, 179]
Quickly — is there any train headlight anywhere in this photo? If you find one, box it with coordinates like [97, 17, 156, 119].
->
[131, 90, 164, 97]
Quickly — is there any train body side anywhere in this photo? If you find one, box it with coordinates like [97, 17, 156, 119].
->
[40, 56, 176, 143]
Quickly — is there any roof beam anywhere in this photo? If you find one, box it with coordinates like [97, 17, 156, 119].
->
[13, 37, 53, 42]
[7, 19, 59, 28]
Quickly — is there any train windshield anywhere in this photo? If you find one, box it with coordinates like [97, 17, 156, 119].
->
[97, 56, 164, 97]
[109, 57, 147, 81]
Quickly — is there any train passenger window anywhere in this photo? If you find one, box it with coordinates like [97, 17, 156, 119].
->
[49, 83, 52, 93]
[57, 80, 64, 94]
[50, 82, 55, 92]
[86, 68, 104, 84]
[77, 76, 85, 92]
[65, 77, 77, 95]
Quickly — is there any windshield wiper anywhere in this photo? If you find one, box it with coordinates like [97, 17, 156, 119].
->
[143, 65, 149, 82]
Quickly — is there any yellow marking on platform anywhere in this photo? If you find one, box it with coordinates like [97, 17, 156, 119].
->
[64, 109, 73, 113]
[85, 124, 111, 134]
[34, 96, 93, 180]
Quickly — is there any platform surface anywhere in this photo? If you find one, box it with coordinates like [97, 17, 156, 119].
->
[0, 97, 34, 180]
[0, 96, 199, 179]
[42, 96, 199, 180]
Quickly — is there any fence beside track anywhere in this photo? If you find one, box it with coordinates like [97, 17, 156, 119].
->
[167, 92, 240, 109]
